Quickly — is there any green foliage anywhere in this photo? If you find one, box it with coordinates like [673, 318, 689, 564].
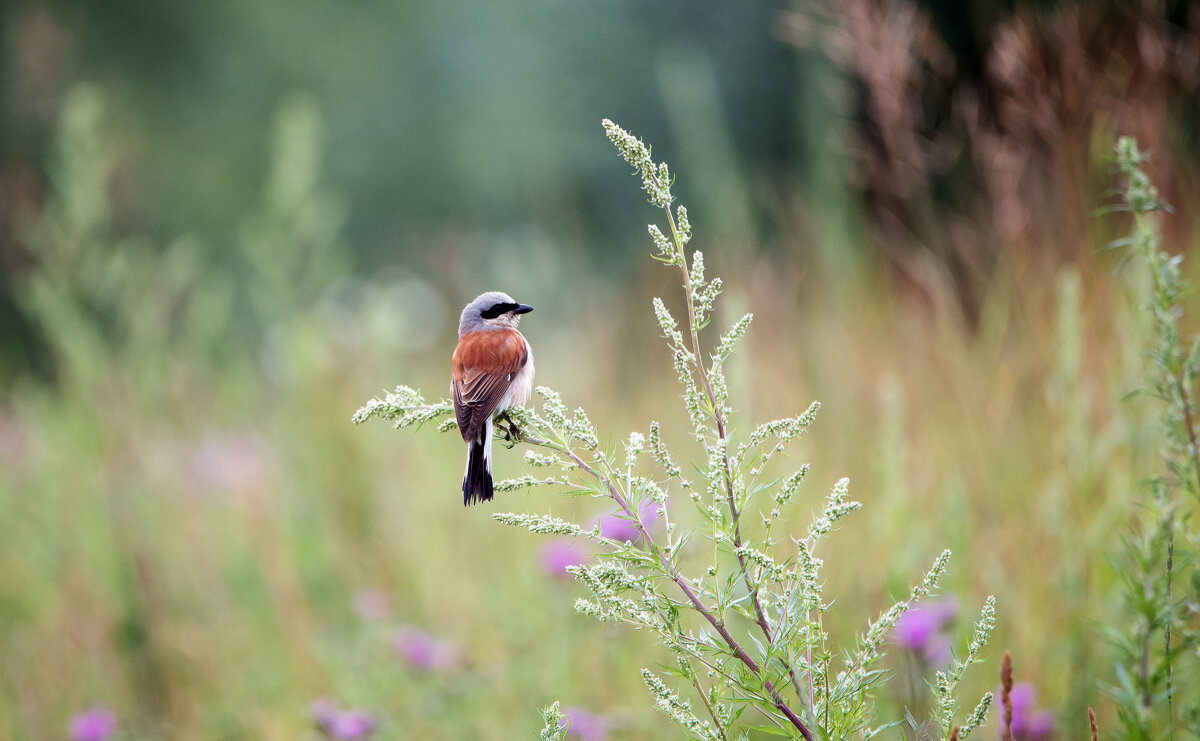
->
[18, 84, 232, 398]
[239, 93, 349, 329]
[539, 702, 568, 741]
[16, 84, 348, 396]
[1103, 138, 1200, 740]
[931, 597, 996, 740]
[0, 84, 381, 739]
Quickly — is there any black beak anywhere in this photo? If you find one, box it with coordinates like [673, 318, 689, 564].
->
[513, 304, 534, 314]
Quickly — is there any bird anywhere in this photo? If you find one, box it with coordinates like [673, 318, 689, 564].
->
[451, 291, 535, 505]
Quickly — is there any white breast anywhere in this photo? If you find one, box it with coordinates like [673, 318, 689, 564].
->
[498, 339, 535, 413]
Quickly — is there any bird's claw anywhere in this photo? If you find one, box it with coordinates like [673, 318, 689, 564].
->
[498, 413, 522, 448]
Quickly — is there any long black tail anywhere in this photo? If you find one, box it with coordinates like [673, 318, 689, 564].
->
[463, 428, 493, 505]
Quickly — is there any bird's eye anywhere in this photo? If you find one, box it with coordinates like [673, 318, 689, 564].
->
[480, 302, 517, 320]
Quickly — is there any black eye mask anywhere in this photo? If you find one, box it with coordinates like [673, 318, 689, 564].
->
[480, 302, 520, 319]
[480, 302, 533, 319]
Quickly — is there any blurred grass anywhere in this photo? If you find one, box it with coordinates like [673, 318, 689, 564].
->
[0, 84, 1195, 740]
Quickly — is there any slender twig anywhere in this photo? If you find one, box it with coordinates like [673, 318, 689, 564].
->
[687, 668, 730, 741]
[806, 641, 816, 715]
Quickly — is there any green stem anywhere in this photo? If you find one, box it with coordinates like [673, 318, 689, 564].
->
[663, 202, 806, 701]
[687, 667, 729, 741]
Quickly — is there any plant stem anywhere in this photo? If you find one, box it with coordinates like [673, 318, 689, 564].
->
[687, 669, 729, 741]
[1140, 618, 1152, 712]
[663, 203, 806, 700]
[1165, 525, 1175, 741]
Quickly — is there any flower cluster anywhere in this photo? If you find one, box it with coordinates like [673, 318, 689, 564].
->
[533, 387, 599, 450]
[493, 511, 584, 536]
[932, 596, 997, 739]
[352, 588, 391, 620]
[999, 684, 1054, 740]
[641, 669, 716, 740]
[188, 430, 267, 496]
[312, 698, 375, 740]
[686, 250, 722, 331]
[648, 224, 679, 265]
[69, 707, 116, 741]
[560, 706, 611, 741]
[601, 118, 673, 208]
[893, 599, 957, 664]
[835, 550, 953, 705]
[351, 385, 453, 431]
[1115, 136, 1168, 214]
[394, 626, 461, 672]
[541, 538, 590, 577]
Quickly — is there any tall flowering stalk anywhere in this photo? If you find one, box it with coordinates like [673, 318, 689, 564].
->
[1103, 138, 1200, 740]
[355, 120, 995, 739]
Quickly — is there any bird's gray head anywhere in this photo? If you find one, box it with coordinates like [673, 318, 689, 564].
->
[458, 291, 534, 336]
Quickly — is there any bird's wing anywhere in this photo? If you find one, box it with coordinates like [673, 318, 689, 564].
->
[451, 329, 529, 442]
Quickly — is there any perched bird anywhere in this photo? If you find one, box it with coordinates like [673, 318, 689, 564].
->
[451, 291, 535, 505]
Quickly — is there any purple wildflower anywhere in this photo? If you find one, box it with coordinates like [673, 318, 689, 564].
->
[312, 698, 376, 740]
[1001, 683, 1054, 740]
[188, 431, 266, 495]
[560, 706, 610, 741]
[892, 599, 957, 665]
[69, 707, 117, 741]
[540, 539, 590, 576]
[598, 501, 661, 543]
[353, 589, 391, 620]
[394, 626, 460, 671]
[329, 711, 375, 740]
[312, 698, 340, 728]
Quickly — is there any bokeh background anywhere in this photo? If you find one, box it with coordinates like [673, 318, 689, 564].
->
[2, 0, 1199, 738]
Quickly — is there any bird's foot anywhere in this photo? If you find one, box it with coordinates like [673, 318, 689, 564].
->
[498, 413, 522, 447]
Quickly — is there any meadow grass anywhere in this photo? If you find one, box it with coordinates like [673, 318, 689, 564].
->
[0, 90, 1196, 739]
